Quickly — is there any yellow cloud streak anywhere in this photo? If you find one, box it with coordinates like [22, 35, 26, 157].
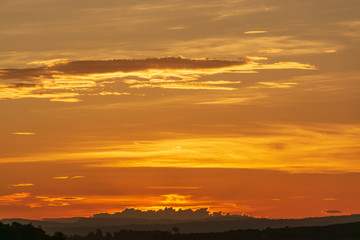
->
[249, 82, 298, 89]
[11, 132, 36, 135]
[0, 193, 30, 203]
[0, 86, 80, 101]
[50, 98, 81, 102]
[0, 58, 315, 101]
[2, 124, 359, 173]
[26, 59, 69, 67]
[11, 183, 34, 187]
[53, 176, 69, 179]
[146, 186, 201, 189]
[130, 83, 237, 90]
[161, 194, 191, 204]
[244, 30, 268, 34]
[197, 97, 261, 104]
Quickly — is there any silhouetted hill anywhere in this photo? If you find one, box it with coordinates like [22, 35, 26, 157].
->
[2, 214, 360, 236]
[0, 221, 65, 240]
[2, 221, 360, 240]
[69, 222, 360, 240]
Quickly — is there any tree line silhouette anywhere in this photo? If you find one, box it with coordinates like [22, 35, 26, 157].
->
[1, 221, 360, 240]
[0, 221, 65, 240]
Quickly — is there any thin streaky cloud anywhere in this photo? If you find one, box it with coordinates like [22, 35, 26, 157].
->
[197, 97, 261, 105]
[10, 183, 34, 187]
[244, 30, 268, 34]
[11, 132, 36, 135]
[0, 193, 30, 203]
[146, 186, 201, 189]
[53, 176, 69, 179]
[0, 57, 316, 102]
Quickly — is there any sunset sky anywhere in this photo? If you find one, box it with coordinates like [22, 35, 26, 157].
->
[0, 0, 359, 219]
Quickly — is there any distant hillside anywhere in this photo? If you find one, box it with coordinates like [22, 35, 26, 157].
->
[1, 221, 360, 240]
[2, 214, 360, 236]
[68, 222, 360, 240]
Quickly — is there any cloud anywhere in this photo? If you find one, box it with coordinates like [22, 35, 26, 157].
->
[10, 57, 247, 77]
[2, 123, 355, 173]
[322, 209, 343, 214]
[0, 57, 317, 102]
[53, 176, 84, 179]
[0, 56, 315, 102]
[10, 183, 34, 187]
[249, 82, 298, 89]
[11, 132, 36, 135]
[258, 48, 284, 54]
[130, 82, 238, 90]
[34, 195, 84, 207]
[0, 57, 249, 101]
[0, 193, 30, 204]
[146, 186, 201, 189]
[246, 56, 268, 61]
[335, 20, 360, 40]
[50, 98, 82, 103]
[26, 59, 69, 67]
[255, 62, 316, 70]
[53, 176, 69, 179]
[93, 207, 224, 219]
[36, 196, 84, 202]
[244, 30, 268, 34]
[162, 194, 191, 204]
[324, 50, 337, 53]
[71, 176, 85, 179]
[197, 96, 263, 105]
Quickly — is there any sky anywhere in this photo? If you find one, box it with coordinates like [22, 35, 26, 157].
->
[0, 0, 359, 219]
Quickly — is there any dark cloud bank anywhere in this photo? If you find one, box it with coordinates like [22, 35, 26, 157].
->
[0, 57, 247, 82]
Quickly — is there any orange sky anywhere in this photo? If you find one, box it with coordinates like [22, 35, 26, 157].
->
[0, 0, 359, 219]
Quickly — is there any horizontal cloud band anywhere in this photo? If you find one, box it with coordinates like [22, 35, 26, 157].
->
[0, 56, 315, 102]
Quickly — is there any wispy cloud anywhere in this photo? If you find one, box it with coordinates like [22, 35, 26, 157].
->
[10, 183, 34, 187]
[2, 124, 358, 173]
[249, 82, 298, 89]
[161, 194, 191, 204]
[26, 59, 69, 67]
[0, 56, 316, 102]
[146, 186, 201, 189]
[11, 132, 36, 135]
[0, 193, 30, 204]
[52, 176, 84, 179]
[197, 96, 261, 105]
[53, 176, 69, 179]
[322, 209, 343, 214]
[33, 196, 84, 207]
[244, 30, 268, 34]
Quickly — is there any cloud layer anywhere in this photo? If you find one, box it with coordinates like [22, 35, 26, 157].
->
[0, 56, 316, 102]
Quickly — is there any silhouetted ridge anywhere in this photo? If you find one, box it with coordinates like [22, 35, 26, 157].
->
[2, 221, 359, 240]
[2, 212, 360, 236]
[0, 221, 65, 240]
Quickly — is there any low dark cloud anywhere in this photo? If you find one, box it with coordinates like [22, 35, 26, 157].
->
[94, 207, 226, 219]
[6, 83, 38, 88]
[0, 57, 247, 81]
[322, 210, 343, 214]
[53, 57, 247, 74]
[0, 67, 51, 80]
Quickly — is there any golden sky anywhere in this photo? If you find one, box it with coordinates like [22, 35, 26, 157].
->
[0, 0, 359, 219]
